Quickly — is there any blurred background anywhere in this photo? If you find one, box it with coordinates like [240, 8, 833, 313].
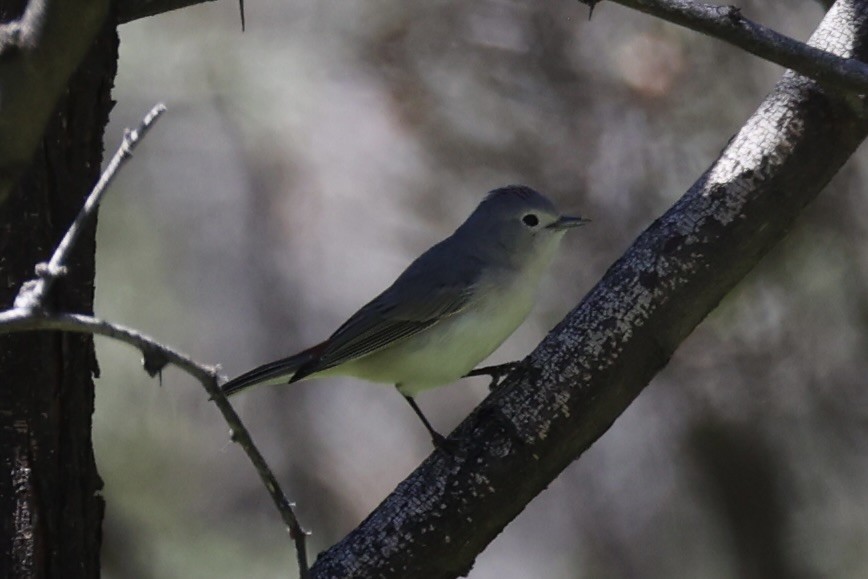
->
[95, 0, 868, 577]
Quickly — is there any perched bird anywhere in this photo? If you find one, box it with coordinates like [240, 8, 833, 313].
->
[221, 185, 588, 450]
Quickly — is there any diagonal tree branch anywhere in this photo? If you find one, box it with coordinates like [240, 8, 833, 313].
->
[581, 0, 868, 95]
[0, 0, 111, 203]
[308, 2, 868, 577]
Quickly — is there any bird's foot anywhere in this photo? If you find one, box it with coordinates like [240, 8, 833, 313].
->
[465, 361, 521, 391]
[431, 432, 465, 457]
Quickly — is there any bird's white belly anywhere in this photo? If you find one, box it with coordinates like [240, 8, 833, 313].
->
[337, 283, 535, 396]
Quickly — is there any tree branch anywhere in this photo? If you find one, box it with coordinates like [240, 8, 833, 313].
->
[0, 308, 310, 577]
[115, 0, 217, 23]
[115, 0, 245, 29]
[14, 103, 166, 311]
[581, 0, 868, 96]
[308, 2, 868, 577]
[0, 104, 309, 577]
[0, 0, 111, 203]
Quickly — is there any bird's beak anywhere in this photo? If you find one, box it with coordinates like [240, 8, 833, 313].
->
[547, 215, 591, 230]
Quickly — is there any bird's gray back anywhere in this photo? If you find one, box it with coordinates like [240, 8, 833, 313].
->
[292, 233, 487, 378]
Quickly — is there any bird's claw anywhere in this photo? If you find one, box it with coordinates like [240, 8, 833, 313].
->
[431, 433, 465, 457]
[466, 362, 522, 391]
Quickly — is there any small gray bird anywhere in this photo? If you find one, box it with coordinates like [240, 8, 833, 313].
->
[221, 185, 588, 449]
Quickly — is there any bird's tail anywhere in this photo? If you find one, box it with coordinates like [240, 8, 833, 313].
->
[221, 342, 325, 396]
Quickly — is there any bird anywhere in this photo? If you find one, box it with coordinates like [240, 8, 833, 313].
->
[221, 185, 588, 450]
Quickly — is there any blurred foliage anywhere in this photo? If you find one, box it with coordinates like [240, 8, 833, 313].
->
[94, 1, 868, 577]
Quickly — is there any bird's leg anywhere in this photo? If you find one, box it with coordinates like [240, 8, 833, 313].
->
[465, 361, 521, 391]
[400, 391, 454, 452]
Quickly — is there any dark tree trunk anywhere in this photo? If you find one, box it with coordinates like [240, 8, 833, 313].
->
[0, 3, 118, 576]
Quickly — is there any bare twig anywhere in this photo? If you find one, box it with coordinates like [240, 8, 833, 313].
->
[14, 103, 166, 311]
[1, 104, 310, 578]
[581, 0, 868, 96]
[0, 308, 310, 577]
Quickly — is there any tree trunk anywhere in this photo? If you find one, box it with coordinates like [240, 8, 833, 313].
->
[0, 3, 118, 576]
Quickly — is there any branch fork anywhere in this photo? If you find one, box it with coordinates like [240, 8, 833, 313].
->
[0, 103, 310, 578]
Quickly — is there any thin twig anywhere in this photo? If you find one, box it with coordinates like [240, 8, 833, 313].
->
[582, 0, 868, 96]
[14, 103, 167, 311]
[2, 104, 310, 577]
[0, 308, 310, 576]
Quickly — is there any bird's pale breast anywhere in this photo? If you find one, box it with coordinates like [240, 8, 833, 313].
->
[334, 271, 537, 396]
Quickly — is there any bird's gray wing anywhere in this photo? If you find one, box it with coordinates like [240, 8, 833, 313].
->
[292, 245, 483, 379]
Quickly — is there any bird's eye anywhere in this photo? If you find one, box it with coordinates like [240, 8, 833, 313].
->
[522, 214, 540, 227]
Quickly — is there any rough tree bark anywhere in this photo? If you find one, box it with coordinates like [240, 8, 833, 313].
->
[0, 1, 117, 575]
[307, 2, 868, 577]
